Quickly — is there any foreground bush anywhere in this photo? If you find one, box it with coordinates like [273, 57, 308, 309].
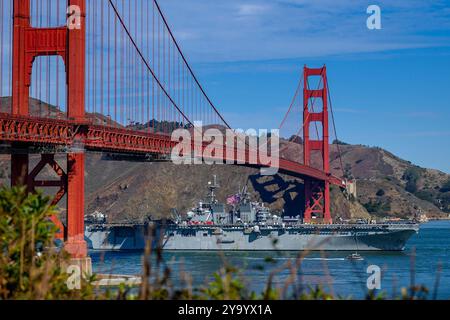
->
[0, 187, 94, 299]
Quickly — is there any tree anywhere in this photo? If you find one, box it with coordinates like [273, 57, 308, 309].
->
[288, 135, 303, 144]
[376, 189, 385, 197]
[332, 139, 349, 145]
[344, 164, 353, 180]
[403, 167, 422, 194]
[440, 179, 450, 193]
[414, 190, 434, 203]
[405, 181, 417, 193]
[363, 199, 391, 215]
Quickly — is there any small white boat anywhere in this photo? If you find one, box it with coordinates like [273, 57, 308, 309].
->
[346, 253, 364, 261]
[347, 233, 364, 260]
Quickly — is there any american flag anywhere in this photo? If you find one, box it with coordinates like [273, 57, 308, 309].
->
[226, 194, 241, 205]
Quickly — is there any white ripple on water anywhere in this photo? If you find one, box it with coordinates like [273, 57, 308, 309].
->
[243, 257, 346, 261]
[303, 258, 346, 261]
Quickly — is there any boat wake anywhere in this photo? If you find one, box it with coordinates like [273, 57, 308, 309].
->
[245, 257, 346, 261]
[303, 258, 346, 261]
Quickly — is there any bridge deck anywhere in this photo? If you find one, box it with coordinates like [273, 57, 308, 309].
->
[0, 113, 344, 186]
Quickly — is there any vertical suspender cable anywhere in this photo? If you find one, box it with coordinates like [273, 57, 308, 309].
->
[9, 0, 13, 107]
[167, 26, 174, 128]
[101, 0, 104, 119]
[86, 0, 89, 113]
[134, 0, 137, 125]
[132, 0, 134, 125]
[130, 0, 133, 124]
[123, 1, 129, 127]
[141, 0, 145, 127]
[182, 57, 184, 127]
[107, 0, 110, 125]
[129, 0, 132, 125]
[38, 1, 42, 115]
[158, 11, 161, 132]
[146, 0, 150, 131]
[163, 20, 166, 132]
[152, 0, 155, 131]
[88, 0, 91, 113]
[93, 0, 97, 115]
[114, 1, 117, 126]
[0, 0, 3, 111]
[178, 50, 180, 126]
[125, 0, 128, 126]
[121, 0, 124, 125]
[168, 28, 171, 129]
[173, 34, 176, 128]
[31, 1, 36, 112]
[327, 84, 345, 178]
[47, 0, 50, 117]
[56, 0, 60, 117]
[137, 0, 140, 126]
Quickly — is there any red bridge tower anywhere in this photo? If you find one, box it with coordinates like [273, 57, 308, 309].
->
[11, 0, 87, 258]
[303, 66, 332, 224]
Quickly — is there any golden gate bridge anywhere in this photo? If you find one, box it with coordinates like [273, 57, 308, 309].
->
[0, 0, 346, 260]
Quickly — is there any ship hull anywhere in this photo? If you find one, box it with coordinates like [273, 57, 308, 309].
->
[85, 224, 419, 251]
[85, 225, 147, 251]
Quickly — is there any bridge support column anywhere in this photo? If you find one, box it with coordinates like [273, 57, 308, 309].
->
[11, 0, 30, 115]
[324, 181, 331, 223]
[10, 151, 88, 262]
[11, 147, 29, 187]
[64, 0, 88, 260]
[10, 0, 89, 262]
[304, 179, 331, 224]
[65, 153, 87, 258]
[304, 178, 312, 223]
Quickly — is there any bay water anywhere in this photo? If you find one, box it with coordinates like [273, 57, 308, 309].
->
[91, 220, 450, 299]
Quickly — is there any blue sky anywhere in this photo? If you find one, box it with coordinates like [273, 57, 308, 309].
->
[159, 0, 450, 173]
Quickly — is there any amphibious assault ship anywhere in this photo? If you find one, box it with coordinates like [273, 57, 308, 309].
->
[85, 176, 419, 251]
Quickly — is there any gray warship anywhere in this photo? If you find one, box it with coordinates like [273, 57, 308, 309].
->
[85, 176, 419, 251]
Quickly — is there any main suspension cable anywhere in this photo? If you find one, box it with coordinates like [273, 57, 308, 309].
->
[327, 83, 345, 178]
[107, 0, 193, 127]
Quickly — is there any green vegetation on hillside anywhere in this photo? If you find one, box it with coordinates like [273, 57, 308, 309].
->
[414, 190, 434, 203]
[440, 179, 450, 193]
[362, 199, 391, 215]
[403, 167, 423, 194]
[332, 139, 349, 145]
[438, 192, 450, 213]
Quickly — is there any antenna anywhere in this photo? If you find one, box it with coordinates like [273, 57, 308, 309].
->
[208, 175, 219, 204]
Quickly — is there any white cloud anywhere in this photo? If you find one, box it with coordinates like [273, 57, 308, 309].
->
[236, 4, 269, 16]
[159, 0, 450, 64]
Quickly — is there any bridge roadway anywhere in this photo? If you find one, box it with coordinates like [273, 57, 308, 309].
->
[0, 112, 344, 187]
